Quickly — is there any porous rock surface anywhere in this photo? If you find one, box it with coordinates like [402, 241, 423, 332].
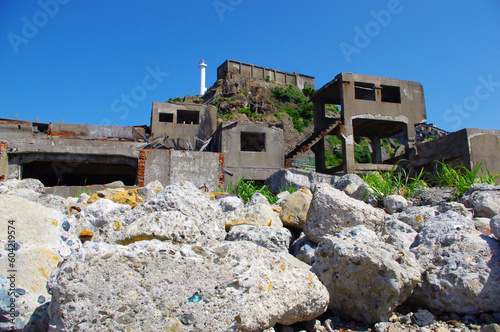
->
[226, 224, 292, 252]
[47, 240, 329, 332]
[461, 185, 500, 218]
[491, 214, 500, 240]
[312, 226, 421, 324]
[409, 211, 500, 313]
[0, 195, 80, 331]
[304, 183, 386, 243]
[223, 203, 283, 231]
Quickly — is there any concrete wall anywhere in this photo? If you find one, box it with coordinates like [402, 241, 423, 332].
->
[0, 143, 7, 181]
[220, 122, 284, 184]
[49, 123, 136, 139]
[139, 149, 223, 191]
[217, 59, 315, 90]
[151, 102, 217, 150]
[411, 128, 500, 184]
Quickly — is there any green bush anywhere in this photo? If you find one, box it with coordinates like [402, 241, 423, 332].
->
[272, 85, 309, 105]
[226, 177, 278, 204]
[302, 87, 315, 97]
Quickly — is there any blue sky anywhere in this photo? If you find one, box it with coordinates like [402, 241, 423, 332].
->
[1, 1, 499, 133]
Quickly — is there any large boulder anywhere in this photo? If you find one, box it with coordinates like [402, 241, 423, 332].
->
[409, 211, 500, 313]
[333, 173, 377, 206]
[0, 195, 80, 331]
[491, 214, 500, 240]
[216, 194, 245, 212]
[265, 169, 334, 193]
[223, 204, 282, 231]
[312, 226, 421, 324]
[47, 240, 329, 331]
[397, 206, 440, 232]
[376, 217, 418, 250]
[248, 192, 270, 206]
[0, 178, 44, 193]
[461, 185, 500, 218]
[226, 225, 292, 252]
[304, 184, 386, 243]
[123, 181, 221, 226]
[78, 198, 131, 228]
[117, 210, 225, 245]
[279, 189, 313, 231]
[383, 195, 408, 214]
[411, 187, 455, 206]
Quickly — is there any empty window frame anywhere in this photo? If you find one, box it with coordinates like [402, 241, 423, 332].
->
[381, 85, 401, 103]
[159, 113, 174, 123]
[354, 82, 376, 101]
[240, 132, 266, 152]
[177, 110, 200, 124]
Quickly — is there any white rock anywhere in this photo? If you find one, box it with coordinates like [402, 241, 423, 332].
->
[226, 224, 292, 252]
[118, 210, 225, 245]
[248, 192, 270, 206]
[304, 183, 386, 243]
[223, 203, 282, 231]
[78, 198, 131, 228]
[490, 214, 500, 240]
[384, 195, 408, 214]
[47, 240, 329, 331]
[410, 211, 500, 313]
[217, 195, 244, 212]
[438, 201, 473, 219]
[397, 206, 440, 232]
[0, 195, 79, 331]
[313, 227, 421, 324]
[0, 178, 44, 193]
[376, 217, 418, 250]
[462, 186, 500, 218]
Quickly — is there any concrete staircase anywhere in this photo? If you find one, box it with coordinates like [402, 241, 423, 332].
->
[285, 119, 340, 167]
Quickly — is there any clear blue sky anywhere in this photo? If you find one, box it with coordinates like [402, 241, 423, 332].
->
[1, 1, 499, 133]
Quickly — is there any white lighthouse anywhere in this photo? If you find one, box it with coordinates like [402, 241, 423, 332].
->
[198, 59, 207, 95]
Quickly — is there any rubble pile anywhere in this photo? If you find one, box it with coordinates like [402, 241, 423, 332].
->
[1, 174, 499, 332]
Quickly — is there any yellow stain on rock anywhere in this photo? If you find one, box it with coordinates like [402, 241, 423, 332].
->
[88, 188, 144, 208]
[267, 283, 273, 291]
[113, 221, 121, 230]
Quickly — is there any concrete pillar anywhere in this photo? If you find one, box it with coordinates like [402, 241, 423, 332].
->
[370, 136, 382, 164]
[312, 138, 326, 173]
[341, 127, 356, 174]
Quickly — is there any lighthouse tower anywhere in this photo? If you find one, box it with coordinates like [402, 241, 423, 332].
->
[199, 59, 207, 95]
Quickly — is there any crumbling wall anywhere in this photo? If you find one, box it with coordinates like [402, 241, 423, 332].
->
[0, 143, 8, 181]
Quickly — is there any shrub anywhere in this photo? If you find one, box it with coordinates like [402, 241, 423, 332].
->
[226, 177, 278, 204]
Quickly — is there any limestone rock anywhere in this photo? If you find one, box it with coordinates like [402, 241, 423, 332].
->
[0, 195, 80, 331]
[47, 240, 329, 331]
[275, 191, 291, 206]
[226, 224, 292, 252]
[223, 203, 282, 231]
[248, 192, 270, 206]
[123, 181, 221, 226]
[265, 169, 334, 194]
[491, 214, 500, 240]
[217, 194, 244, 212]
[438, 201, 472, 218]
[384, 195, 408, 214]
[409, 211, 500, 313]
[136, 180, 164, 201]
[397, 206, 440, 232]
[334, 173, 377, 206]
[78, 198, 131, 228]
[376, 217, 418, 250]
[279, 188, 313, 230]
[0, 178, 44, 193]
[312, 226, 420, 324]
[290, 233, 317, 265]
[304, 183, 386, 243]
[88, 187, 144, 209]
[411, 187, 455, 206]
[461, 186, 500, 218]
[118, 210, 225, 245]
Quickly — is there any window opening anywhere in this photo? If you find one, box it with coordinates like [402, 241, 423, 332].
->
[354, 82, 376, 101]
[381, 85, 401, 103]
[241, 132, 266, 152]
[159, 113, 174, 123]
[177, 110, 199, 124]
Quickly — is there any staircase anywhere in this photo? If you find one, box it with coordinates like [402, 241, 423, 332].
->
[285, 119, 340, 167]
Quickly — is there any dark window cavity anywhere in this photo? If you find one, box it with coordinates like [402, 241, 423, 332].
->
[241, 132, 266, 152]
[381, 85, 401, 103]
[159, 113, 174, 123]
[354, 82, 376, 101]
[177, 110, 199, 124]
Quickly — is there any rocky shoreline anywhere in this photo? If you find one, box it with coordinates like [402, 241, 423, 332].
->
[0, 170, 499, 331]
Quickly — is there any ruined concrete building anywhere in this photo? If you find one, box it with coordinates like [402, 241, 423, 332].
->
[1, 59, 499, 191]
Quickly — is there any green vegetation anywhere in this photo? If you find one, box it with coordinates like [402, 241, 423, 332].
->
[362, 164, 427, 201]
[271, 85, 313, 132]
[222, 112, 233, 121]
[302, 87, 315, 97]
[324, 136, 372, 168]
[167, 97, 183, 102]
[428, 160, 499, 198]
[74, 189, 92, 198]
[226, 177, 278, 204]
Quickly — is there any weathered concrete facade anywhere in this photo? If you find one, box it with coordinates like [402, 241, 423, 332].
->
[151, 102, 217, 150]
[138, 149, 224, 191]
[217, 59, 315, 90]
[309, 72, 427, 174]
[210, 121, 284, 185]
[410, 128, 500, 183]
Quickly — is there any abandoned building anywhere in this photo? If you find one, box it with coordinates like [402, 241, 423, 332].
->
[286, 72, 427, 174]
[1, 59, 499, 191]
[217, 59, 315, 90]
